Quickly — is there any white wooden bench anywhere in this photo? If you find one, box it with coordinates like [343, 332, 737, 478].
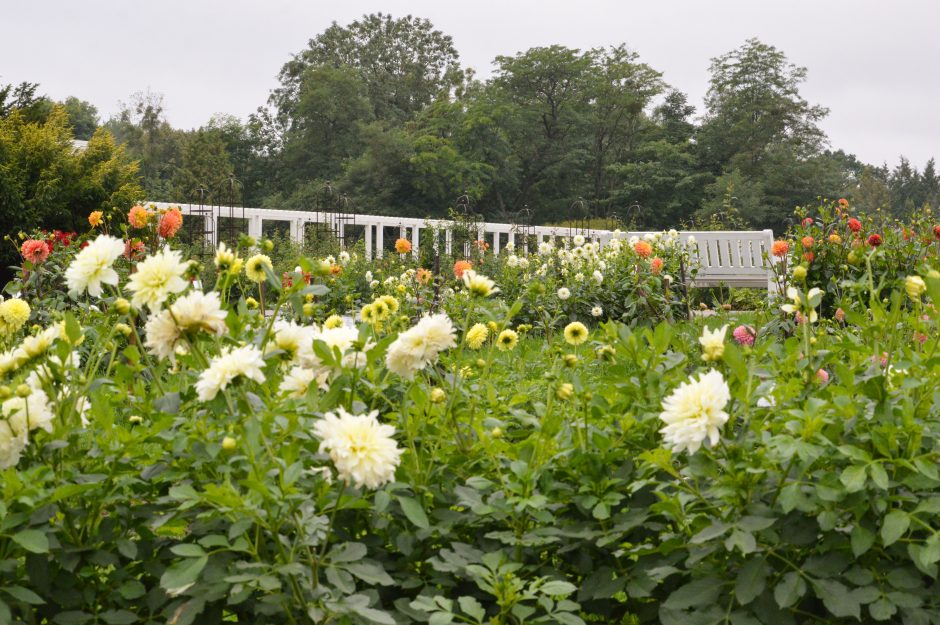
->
[145, 202, 778, 294]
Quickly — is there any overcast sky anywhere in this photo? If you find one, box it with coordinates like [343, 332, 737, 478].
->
[2, 0, 937, 168]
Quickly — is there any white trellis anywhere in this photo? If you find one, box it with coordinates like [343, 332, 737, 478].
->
[145, 201, 778, 293]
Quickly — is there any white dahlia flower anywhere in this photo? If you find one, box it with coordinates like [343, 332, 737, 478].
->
[65, 235, 125, 298]
[195, 345, 266, 401]
[127, 247, 189, 310]
[659, 369, 731, 455]
[313, 408, 402, 489]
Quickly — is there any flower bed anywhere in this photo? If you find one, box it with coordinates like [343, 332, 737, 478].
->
[1, 204, 940, 623]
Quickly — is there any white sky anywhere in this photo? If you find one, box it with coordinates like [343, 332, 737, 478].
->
[2, 0, 938, 168]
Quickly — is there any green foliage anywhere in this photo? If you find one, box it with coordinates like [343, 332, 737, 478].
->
[0, 107, 141, 276]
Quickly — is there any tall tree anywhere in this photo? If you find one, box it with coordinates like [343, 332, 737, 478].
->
[272, 13, 462, 125]
[62, 96, 99, 140]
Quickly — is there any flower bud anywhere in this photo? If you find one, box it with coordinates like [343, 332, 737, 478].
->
[562, 354, 579, 368]
[115, 323, 132, 338]
[246, 297, 259, 309]
[222, 436, 237, 451]
[15, 384, 31, 398]
[113, 297, 131, 315]
[0, 386, 11, 400]
[430, 388, 446, 404]
[792, 265, 808, 281]
[491, 426, 503, 439]
[476, 358, 487, 368]
[556, 382, 574, 401]
[129, 415, 142, 424]
[303, 303, 315, 316]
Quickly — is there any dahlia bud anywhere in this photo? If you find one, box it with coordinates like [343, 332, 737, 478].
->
[430, 388, 446, 404]
[222, 436, 237, 451]
[113, 297, 131, 315]
[556, 382, 574, 401]
[15, 384, 31, 398]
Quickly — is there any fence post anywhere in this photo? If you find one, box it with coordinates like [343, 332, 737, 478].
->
[364, 224, 373, 261]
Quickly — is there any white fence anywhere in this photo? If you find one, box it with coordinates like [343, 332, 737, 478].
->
[146, 202, 778, 292]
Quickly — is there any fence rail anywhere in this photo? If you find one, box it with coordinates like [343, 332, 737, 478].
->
[147, 201, 778, 293]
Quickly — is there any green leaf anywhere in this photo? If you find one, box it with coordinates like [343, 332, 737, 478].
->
[664, 577, 722, 610]
[159, 555, 208, 594]
[774, 571, 806, 608]
[881, 510, 910, 547]
[343, 561, 395, 586]
[735, 558, 768, 605]
[851, 525, 876, 557]
[330, 542, 367, 563]
[540, 580, 577, 596]
[397, 496, 430, 530]
[840, 465, 867, 492]
[100, 610, 138, 625]
[11, 529, 49, 554]
[457, 596, 485, 621]
[1, 585, 44, 605]
[170, 544, 206, 558]
[869, 463, 889, 490]
[814, 579, 861, 619]
[869, 598, 897, 621]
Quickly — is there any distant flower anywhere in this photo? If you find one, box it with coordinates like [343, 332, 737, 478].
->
[324, 314, 345, 330]
[394, 238, 412, 254]
[847, 218, 862, 233]
[313, 407, 402, 489]
[144, 290, 228, 360]
[557, 287, 571, 300]
[699, 325, 728, 362]
[462, 270, 499, 297]
[338, 251, 351, 263]
[838, 198, 849, 209]
[65, 235, 125, 298]
[801, 236, 813, 249]
[0, 298, 30, 337]
[905, 275, 926, 301]
[385, 313, 457, 379]
[496, 329, 519, 351]
[214, 242, 243, 274]
[3, 386, 54, 437]
[157, 207, 183, 239]
[803, 252, 815, 263]
[20, 239, 50, 264]
[634, 241, 652, 258]
[732, 325, 755, 346]
[88, 211, 104, 228]
[466, 323, 488, 349]
[934, 225, 940, 241]
[563, 321, 588, 346]
[124, 239, 145, 260]
[556, 382, 574, 401]
[245, 254, 273, 283]
[834, 307, 845, 322]
[867, 233, 883, 247]
[801, 217, 813, 227]
[771, 240, 790, 257]
[0, 420, 27, 470]
[659, 369, 730, 455]
[829, 233, 842, 244]
[592, 270, 603, 284]
[591, 306, 603, 318]
[280, 366, 319, 397]
[453, 260, 473, 278]
[195, 345, 266, 401]
[816, 369, 830, 384]
[126, 247, 189, 310]
[650, 257, 664, 274]
[416, 268, 432, 284]
[128, 205, 150, 229]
